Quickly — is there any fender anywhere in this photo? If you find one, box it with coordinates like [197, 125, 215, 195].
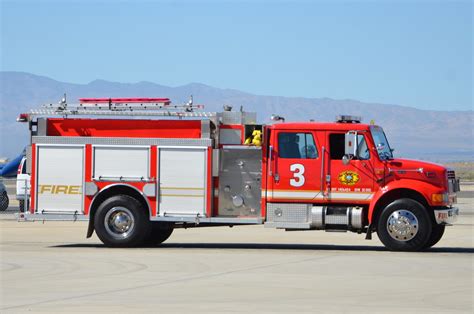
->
[368, 179, 444, 224]
[86, 183, 152, 238]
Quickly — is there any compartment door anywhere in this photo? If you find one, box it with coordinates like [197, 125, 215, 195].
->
[158, 147, 207, 216]
[36, 145, 84, 213]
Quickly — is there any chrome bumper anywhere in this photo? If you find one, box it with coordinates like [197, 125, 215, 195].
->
[433, 207, 459, 225]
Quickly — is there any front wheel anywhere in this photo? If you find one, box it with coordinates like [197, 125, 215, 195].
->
[94, 195, 151, 247]
[424, 224, 445, 249]
[376, 198, 432, 252]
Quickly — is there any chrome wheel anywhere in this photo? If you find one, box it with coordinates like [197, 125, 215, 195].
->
[104, 206, 135, 240]
[386, 209, 419, 242]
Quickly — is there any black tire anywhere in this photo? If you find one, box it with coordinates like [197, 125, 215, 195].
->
[143, 222, 174, 246]
[424, 224, 445, 249]
[376, 198, 432, 252]
[94, 195, 151, 247]
[0, 191, 9, 211]
[19, 200, 25, 213]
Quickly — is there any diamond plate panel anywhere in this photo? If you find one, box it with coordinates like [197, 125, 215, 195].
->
[266, 203, 311, 223]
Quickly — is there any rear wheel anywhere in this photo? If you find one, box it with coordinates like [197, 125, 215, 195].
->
[0, 191, 9, 211]
[143, 222, 174, 246]
[424, 224, 445, 249]
[94, 195, 151, 247]
[377, 198, 432, 252]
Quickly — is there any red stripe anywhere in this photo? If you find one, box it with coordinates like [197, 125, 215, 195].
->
[30, 144, 36, 213]
[84, 145, 93, 215]
[206, 147, 213, 217]
[149, 146, 158, 217]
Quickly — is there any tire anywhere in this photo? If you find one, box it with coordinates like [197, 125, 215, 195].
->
[94, 195, 151, 247]
[143, 222, 174, 246]
[0, 191, 9, 211]
[423, 224, 445, 249]
[19, 200, 25, 213]
[376, 198, 432, 252]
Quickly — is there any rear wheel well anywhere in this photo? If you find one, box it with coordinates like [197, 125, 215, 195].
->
[371, 189, 430, 229]
[86, 185, 150, 238]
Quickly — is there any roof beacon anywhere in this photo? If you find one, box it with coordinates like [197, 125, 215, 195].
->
[336, 115, 362, 123]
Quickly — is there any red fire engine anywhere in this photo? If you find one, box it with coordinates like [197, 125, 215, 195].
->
[16, 97, 460, 251]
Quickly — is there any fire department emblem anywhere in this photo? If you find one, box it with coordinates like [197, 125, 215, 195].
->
[338, 171, 360, 186]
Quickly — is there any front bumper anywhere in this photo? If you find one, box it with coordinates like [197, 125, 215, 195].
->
[433, 207, 459, 225]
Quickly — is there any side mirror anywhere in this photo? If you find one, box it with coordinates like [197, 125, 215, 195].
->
[344, 131, 358, 156]
[342, 154, 352, 165]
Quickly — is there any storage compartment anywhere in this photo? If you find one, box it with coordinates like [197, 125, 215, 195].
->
[218, 146, 262, 217]
[158, 147, 208, 216]
[36, 145, 84, 213]
[93, 146, 150, 180]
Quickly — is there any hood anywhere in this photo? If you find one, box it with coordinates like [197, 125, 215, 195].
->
[385, 158, 447, 188]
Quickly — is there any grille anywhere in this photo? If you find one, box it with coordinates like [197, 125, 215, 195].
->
[447, 170, 456, 180]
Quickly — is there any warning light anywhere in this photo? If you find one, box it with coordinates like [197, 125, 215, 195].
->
[16, 113, 29, 122]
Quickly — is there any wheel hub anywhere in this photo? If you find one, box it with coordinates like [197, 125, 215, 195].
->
[104, 206, 135, 239]
[386, 210, 419, 242]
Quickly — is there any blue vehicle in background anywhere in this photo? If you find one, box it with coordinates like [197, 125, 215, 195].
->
[0, 151, 25, 178]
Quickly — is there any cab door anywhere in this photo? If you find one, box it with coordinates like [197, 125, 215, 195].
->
[268, 130, 323, 202]
[326, 132, 375, 204]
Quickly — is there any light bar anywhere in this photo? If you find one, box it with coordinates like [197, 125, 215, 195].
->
[336, 115, 362, 123]
[79, 97, 171, 104]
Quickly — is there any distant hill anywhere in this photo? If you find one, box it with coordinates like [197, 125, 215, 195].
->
[1, 71, 472, 161]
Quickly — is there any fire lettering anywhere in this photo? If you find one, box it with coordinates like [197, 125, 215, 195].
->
[39, 185, 82, 195]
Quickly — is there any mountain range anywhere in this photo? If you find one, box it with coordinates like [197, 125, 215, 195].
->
[0, 71, 472, 161]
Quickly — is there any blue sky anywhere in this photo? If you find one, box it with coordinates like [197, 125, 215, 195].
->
[1, 0, 472, 111]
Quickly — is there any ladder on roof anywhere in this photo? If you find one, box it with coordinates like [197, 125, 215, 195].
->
[24, 96, 216, 119]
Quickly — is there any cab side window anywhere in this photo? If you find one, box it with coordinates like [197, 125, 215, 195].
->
[329, 133, 369, 160]
[278, 132, 318, 159]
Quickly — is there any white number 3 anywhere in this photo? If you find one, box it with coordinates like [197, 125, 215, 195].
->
[290, 164, 305, 187]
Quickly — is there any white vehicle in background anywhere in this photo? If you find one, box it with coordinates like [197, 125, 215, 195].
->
[16, 156, 30, 212]
[0, 181, 9, 211]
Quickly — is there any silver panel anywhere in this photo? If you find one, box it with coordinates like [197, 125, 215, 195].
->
[311, 206, 324, 228]
[201, 120, 211, 138]
[16, 212, 264, 225]
[325, 214, 349, 225]
[26, 145, 32, 173]
[33, 136, 212, 147]
[150, 216, 263, 224]
[219, 129, 242, 144]
[266, 203, 365, 231]
[264, 222, 311, 229]
[37, 118, 47, 136]
[351, 207, 363, 229]
[217, 111, 257, 125]
[212, 149, 219, 177]
[266, 203, 311, 223]
[16, 212, 88, 221]
[84, 182, 98, 196]
[143, 183, 156, 197]
[218, 147, 262, 217]
[30, 108, 217, 118]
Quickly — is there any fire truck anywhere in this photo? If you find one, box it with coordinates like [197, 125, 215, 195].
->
[16, 97, 460, 251]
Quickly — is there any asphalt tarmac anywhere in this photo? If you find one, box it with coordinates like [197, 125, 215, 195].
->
[0, 189, 472, 313]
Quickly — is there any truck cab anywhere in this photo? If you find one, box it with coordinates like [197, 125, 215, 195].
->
[264, 116, 460, 251]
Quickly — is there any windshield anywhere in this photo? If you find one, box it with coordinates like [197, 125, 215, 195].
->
[370, 126, 393, 160]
